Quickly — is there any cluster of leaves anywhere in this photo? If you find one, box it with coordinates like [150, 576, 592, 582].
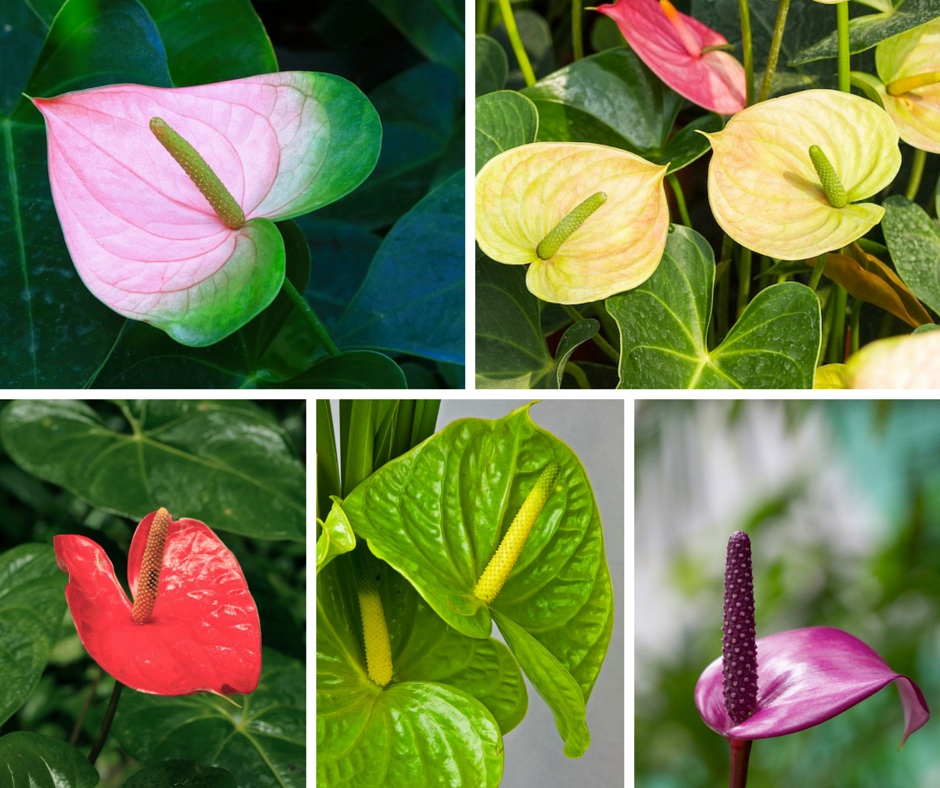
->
[476, 0, 940, 388]
[2, 0, 463, 388]
[316, 401, 614, 786]
[0, 399, 305, 786]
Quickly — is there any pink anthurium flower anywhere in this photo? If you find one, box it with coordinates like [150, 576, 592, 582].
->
[31, 72, 380, 346]
[54, 508, 262, 696]
[596, 0, 746, 114]
[695, 532, 929, 786]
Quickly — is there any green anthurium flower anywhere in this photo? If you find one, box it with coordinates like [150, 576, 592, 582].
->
[874, 18, 940, 154]
[844, 330, 940, 388]
[475, 142, 669, 304]
[704, 90, 901, 260]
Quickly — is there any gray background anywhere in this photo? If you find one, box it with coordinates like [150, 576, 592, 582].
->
[438, 400, 625, 788]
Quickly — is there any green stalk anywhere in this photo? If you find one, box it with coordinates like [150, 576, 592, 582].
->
[565, 362, 590, 389]
[807, 254, 828, 291]
[667, 173, 693, 227]
[905, 148, 927, 201]
[737, 246, 752, 318]
[497, 0, 536, 86]
[572, 0, 584, 61]
[757, 0, 791, 102]
[837, 1, 851, 93]
[850, 299, 862, 355]
[738, 0, 754, 105]
[282, 278, 339, 357]
[828, 284, 848, 362]
[87, 681, 123, 764]
[477, 0, 489, 34]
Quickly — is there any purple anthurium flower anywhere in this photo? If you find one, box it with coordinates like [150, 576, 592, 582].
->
[31, 72, 380, 347]
[696, 532, 929, 786]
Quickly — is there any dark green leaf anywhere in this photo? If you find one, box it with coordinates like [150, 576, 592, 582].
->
[0, 545, 66, 726]
[115, 649, 305, 788]
[0, 400, 305, 539]
[334, 171, 464, 364]
[662, 114, 724, 173]
[0, 732, 99, 788]
[607, 225, 821, 388]
[267, 351, 408, 389]
[882, 195, 940, 314]
[368, 0, 464, 75]
[476, 90, 539, 172]
[790, 0, 940, 65]
[521, 48, 682, 158]
[476, 34, 508, 96]
[125, 760, 237, 787]
[475, 252, 553, 388]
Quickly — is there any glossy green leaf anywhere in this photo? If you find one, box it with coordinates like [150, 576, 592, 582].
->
[125, 760, 237, 787]
[114, 649, 305, 788]
[263, 351, 408, 390]
[521, 48, 682, 158]
[662, 113, 724, 173]
[607, 225, 821, 388]
[334, 171, 464, 364]
[0, 732, 99, 788]
[475, 252, 554, 388]
[882, 195, 940, 314]
[317, 556, 511, 787]
[317, 498, 357, 573]
[0, 545, 66, 726]
[340, 404, 613, 753]
[554, 319, 600, 388]
[0, 400, 304, 539]
[476, 35, 508, 96]
[791, 0, 940, 65]
[475, 90, 539, 172]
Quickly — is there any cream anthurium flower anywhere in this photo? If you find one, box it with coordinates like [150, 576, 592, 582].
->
[874, 18, 940, 153]
[475, 142, 669, 304]
[705, 90, 901, 260]
[845, 330, 940, 388]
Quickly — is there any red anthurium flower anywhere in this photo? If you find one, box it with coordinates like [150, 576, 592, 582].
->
[596, 0, 746, 114]
[696, 532, 929, 785]
[696, 626, 931, 743]
[54, 509, 261, 696]
[30, 72, 380, 346]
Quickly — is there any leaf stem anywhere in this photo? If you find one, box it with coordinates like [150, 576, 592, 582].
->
[738, 0, 754, 105]
[729, 737, 753, 788]
[562, 305, 620, 363]
[572, 0, 584, 61]
[828, 284, 848, 363]
[905, 147, 927, 201]
[87, 681, 123, 765]
[70, 669, 103, 744]
[737, 246, 752, 318]
[282, 278, 339, 357]
[807, 254, 828, 291]
[497, 0, 537, 86]
[756, 0, 791, 102]
[565, 361, 590, 388]
[837, 1, 851, 93]
[667, 173, 693, 228]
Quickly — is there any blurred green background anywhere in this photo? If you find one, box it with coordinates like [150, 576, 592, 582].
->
[635, 400, 940, 787]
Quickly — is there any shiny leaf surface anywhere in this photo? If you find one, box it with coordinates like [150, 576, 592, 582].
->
[0, 732, 99, 788]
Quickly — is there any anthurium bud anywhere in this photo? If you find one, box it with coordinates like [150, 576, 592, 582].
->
[722, 531, 758, 725]
[131, 507, 170, 625]
[474, 463, 560, 604]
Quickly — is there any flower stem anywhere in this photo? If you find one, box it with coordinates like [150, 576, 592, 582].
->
[807, 253, 828, 291]
[729, 737, 753, 788]
[565, 361, 590, 388]
[667, 173, 693, 228]
[738, 0, 754, 105]
[756, 0, 791, 103]
[282, 278, 339, 357]
[836, 1, 851, 93]
[70, 669, 102, 745]
[827, 283, 848, 363]
[572, 0, 584, 61]
[737, 246, 752, 318]
[497, 0, 536, 87]
[87, 681, 123, 765]
[905, 147, 927, 201]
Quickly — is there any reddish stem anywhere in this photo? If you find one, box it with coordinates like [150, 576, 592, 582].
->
[728, 737, 753, 788]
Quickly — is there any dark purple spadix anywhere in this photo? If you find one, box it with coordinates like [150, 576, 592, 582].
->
[722, 531, 758, 725]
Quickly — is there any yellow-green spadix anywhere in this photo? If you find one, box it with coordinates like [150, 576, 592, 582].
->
[704, 90, 901, 260]
[475, 142, 669, 303]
